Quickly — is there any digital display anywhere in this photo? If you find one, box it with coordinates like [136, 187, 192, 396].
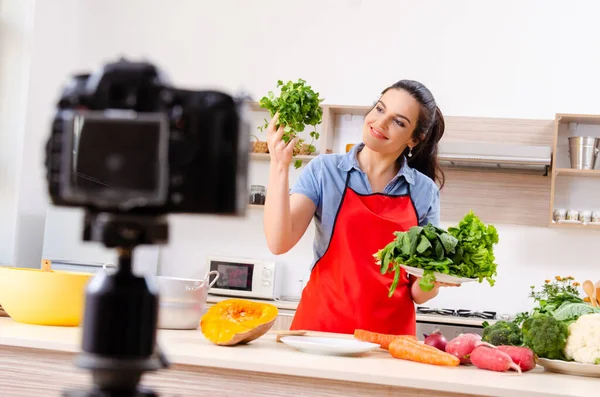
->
[210, 261, 254, 291]
[71, 115, 162, 193]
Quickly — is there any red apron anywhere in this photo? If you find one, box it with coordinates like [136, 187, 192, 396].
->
[291, 170, 419, 336]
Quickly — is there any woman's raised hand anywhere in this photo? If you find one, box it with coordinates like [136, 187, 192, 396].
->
[266, 112, 296, 171]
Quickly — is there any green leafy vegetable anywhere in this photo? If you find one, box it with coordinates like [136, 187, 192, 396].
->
[374, 224, 458, 296]
[374, 211, 499, 296]
[553, 302, 600, 322]
[521, 313, 569, 360]
[447, 210, 499, 286]
[482, 320, 523, 346]
[258, 79, 324, 168]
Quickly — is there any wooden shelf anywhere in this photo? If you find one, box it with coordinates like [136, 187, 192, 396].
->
[555, 168, 600, 178]
[249, 153, 318, 162]
[549, 222, 600, 230]
[557, 113, 600, 125]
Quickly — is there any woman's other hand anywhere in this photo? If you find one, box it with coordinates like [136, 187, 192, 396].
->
[266, 112, 296, 171]
[434, 281, 460, 288]
[410, 277, 460, 304]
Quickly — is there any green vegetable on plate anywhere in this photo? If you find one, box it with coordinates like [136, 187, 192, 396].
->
[521, 313, 569, 360]
[481, 320, 523, 346]
[374, 211, 499, 296]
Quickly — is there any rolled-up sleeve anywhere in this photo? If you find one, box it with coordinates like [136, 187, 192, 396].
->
[289, 156, 322, 208]
[419, 186, 440, 227]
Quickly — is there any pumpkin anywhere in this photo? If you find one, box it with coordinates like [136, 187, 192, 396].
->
[201, 299, 278, 346]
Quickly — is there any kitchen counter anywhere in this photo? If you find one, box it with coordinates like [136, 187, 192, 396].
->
[0, 318, 596, 397]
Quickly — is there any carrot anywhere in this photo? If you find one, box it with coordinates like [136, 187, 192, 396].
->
[388, 338, 461, 367]
[354, 329, 417, 350]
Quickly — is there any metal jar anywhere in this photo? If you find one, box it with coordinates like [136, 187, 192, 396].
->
[568, 136, 600, 170]
[102, 265, 220, 330]
[155, 270, 220, 330]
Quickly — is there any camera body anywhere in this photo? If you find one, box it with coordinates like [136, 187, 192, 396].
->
[45, 58, 249, 221]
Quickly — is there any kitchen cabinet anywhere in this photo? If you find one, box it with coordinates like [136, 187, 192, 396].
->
[549, 114, 600, 230]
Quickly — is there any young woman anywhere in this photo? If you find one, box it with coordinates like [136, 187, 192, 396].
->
[263, 80, 457, 336]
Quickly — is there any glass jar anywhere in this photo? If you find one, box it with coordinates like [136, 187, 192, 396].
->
[249, 185, 266, 205]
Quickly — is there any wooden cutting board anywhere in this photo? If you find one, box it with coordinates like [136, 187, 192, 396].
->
[0, 304, 9, 317]
[269, 330, 354, 343]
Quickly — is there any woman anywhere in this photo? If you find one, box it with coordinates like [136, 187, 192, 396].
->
[263, 80, 456, 336]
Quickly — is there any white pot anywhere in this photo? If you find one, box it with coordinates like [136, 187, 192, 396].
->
[102, 265, 219, 330]
[155, 270, 219, 330]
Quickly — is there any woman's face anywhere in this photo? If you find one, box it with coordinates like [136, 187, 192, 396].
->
[362, 88, 421, 155]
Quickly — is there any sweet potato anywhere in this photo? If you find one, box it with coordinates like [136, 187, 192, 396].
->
[445, 333, 491, 365]
[354, 329, 417, 350]
[496, 345, 537, 372]
[470, 345, 522, 373]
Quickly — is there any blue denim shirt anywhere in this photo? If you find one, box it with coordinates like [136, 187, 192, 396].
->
[290, 142, 440, 267]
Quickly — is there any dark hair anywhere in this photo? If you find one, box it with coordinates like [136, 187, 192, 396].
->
[373, 80, 446, 189]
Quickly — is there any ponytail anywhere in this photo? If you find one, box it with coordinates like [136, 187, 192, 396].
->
[381, 80, 446, 189]
[405, 106, 445, 189]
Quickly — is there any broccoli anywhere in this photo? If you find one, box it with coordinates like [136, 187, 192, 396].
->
[482, 320, 523, 346]
[521, 313, 568, 360]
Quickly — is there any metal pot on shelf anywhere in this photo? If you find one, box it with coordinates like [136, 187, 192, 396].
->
[103, 265, 220, 330]
[568, 136, 600, 170]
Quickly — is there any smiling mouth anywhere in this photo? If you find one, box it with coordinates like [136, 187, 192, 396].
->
[369, 126, 388, 140]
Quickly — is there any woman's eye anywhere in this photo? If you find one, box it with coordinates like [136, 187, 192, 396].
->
[376, 106, 384, 113]
[395, 119, 405, 128]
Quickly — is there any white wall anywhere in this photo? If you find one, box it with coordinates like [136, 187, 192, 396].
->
[2, 0, 600, 314]
[0, 0, 34, 266]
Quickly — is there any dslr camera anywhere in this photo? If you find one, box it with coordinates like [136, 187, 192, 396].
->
[46, 58, 249, 244]
[44, 58, 250, 397]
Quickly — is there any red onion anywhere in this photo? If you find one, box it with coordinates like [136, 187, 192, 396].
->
[423, 330, 448, 351]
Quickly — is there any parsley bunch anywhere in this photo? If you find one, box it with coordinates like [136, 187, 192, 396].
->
[258, 79, 324, 168]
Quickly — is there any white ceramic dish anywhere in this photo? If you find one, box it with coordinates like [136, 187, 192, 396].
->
[538, 358, 600, 378]
[280, 336, 379, 357]
[399, 265, 477, 284]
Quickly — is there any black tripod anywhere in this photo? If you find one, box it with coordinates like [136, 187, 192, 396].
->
[64, 212, 171, 397]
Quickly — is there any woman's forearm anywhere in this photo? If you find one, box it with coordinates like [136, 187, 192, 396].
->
[263, 164, 293, 254]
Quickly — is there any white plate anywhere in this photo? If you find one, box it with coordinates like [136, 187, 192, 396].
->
[399, 265, 477, 284]
[538, 358, 600, 378]
[280, 336, 379, 357]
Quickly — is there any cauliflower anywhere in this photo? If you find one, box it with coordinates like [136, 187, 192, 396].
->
[564, 313, 600, 365]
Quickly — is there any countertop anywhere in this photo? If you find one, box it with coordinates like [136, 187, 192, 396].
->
[0, 317, 595, 397]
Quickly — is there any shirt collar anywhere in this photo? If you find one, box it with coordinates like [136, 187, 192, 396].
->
[337, 142, 415, 185]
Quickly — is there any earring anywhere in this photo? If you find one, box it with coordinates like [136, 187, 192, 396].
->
[408, 147, 413, 157]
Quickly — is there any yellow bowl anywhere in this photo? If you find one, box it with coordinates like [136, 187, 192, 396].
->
[0, 266, 93, 326]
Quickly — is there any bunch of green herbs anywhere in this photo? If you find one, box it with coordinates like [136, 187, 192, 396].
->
[258, 79, 324, 168]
